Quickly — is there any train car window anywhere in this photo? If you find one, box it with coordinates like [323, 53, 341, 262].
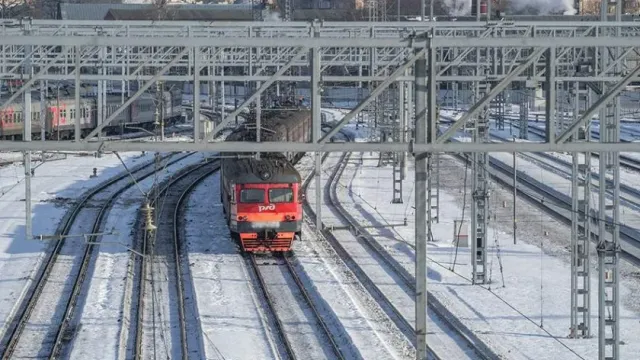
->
[70, 109, 75, 119]
[240, 189, 265, 203]
[269, 188, 293, 203]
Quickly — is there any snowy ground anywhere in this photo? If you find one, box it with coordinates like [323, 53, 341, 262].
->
[66, 152, 212, 359]
[0, 151, 164, 341]
[182, 173, 278, 360]
[330, 152, 640, 359]
[2, 99, 639, 358]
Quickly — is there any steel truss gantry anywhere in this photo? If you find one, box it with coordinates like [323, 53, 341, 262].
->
[471, 80, 490, 284]
[1, 19, 639, 360]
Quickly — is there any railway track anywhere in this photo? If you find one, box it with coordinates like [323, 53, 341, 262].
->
[131, 159, 220, 360]
[246, 252, 346, 360]
[506, 148, 640, 209]
[440, 114, 640, 171]
[504, 121, 640, 171]
[482, 155, 640, 266]
[0, 151, 195, 360]
[303, 152, 497, 360]
[437, 116, 640, 264]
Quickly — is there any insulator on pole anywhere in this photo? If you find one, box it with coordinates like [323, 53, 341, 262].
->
[143, 201, 156, 231]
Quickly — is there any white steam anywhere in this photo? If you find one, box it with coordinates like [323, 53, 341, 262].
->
[441, 0, 577, 16]
[442, 0, 472, 15]
[507, 0, 577, 15]
[265, 10, 282, 21]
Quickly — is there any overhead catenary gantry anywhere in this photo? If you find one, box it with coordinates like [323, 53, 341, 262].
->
[2, 19, 639, 360]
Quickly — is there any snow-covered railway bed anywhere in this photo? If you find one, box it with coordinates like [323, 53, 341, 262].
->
[338, 153, 640, 359]
[181, 173, 279, 360]
[514, 151, 640, 209]
[250, 252, 348, 360]
[133, 159, 220, 360]
[0, 152, 195, 359]
[488, 151, 640, 231]
[295, 223, 414, 360]
[319, 152, 489, 360]
[66, 153, 213, 360]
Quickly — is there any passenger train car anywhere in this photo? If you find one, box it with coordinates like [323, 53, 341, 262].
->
[0, 88, 182, 139]
[220, 109, 311, 252]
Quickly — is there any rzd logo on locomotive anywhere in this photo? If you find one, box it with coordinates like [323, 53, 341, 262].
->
[258, 204, 276, 212]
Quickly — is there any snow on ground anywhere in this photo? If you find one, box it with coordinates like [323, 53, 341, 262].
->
[182, 172, 277, 360]
[66, 152, 212, 359]
[294, 222, 415, 360]
[296, 153, 415, 360]
[485, 150, 640, 230]
[304, 149, 482, 359]
[0, 151, 162, 339]
[333, 152, 640, 359]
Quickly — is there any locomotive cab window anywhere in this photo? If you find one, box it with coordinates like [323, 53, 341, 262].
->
[240, 189, 265, 203]
[269, 188, 293, 203]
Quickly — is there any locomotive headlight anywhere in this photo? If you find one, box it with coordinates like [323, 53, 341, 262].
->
[285, 215, 291, 221]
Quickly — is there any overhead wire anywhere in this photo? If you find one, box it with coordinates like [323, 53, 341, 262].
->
[333, 143, 586, 359]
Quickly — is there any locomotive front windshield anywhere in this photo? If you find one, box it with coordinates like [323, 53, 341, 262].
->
[269, 188, 294, 203]
[240, 189, 265, 203]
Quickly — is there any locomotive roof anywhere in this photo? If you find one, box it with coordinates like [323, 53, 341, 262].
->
[226, 109, 311, 141]
[222, 154, 301, 184]
[221, 109, 308, 184]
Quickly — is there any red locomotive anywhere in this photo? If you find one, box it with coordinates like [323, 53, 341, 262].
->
[220, 109, 311, 252]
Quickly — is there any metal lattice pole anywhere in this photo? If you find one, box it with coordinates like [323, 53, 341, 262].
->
[414, 46, 428, 360]
[428, 104, 440, 225]
[570, 81, 592, 339]
[518, 88, 529, 139]
[597, 4, 622, 358]
[471, 79, 490, 285]
[392, 80, 405, 203]
[23, 21, 32, 240]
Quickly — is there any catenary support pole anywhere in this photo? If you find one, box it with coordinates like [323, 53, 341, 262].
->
[256, 80, 261, 160]
[545, 47, 556, 143]
[311, 29, 322, 230]
[414, 46, 428, 360]
[427, 43, 438, 226]
[597, 7, 621, 358]
[570, 80, 591, 339]
[40, 80, 45, 142]
[75, 46, 80, 142]
[23, 24, 32, 240]
[513, 137, 517, 245]
[392, 78, 404, 203]
[471, 77, 489, 285]
[193, 47, 200, 141]
[221, 50, 226, 122]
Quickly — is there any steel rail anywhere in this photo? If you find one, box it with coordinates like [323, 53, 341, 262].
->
[440, 116, 640, 257]
[133, 159, 220, 360]
[483, 154, 640, 266]
[248, 253, 346, 360]
[444, 143, 640, 266]
[512, 151, 640, 210]
[246, 254, 297, 360]
[0, 151, 193, 360]
[440, 115, 640, 171]
[280, 254, 346, 360]
[300, 153, 420, 356]
[319, 152, 498, 360]
[172, 162, 221, 359]
[489, 133, 640, 208]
